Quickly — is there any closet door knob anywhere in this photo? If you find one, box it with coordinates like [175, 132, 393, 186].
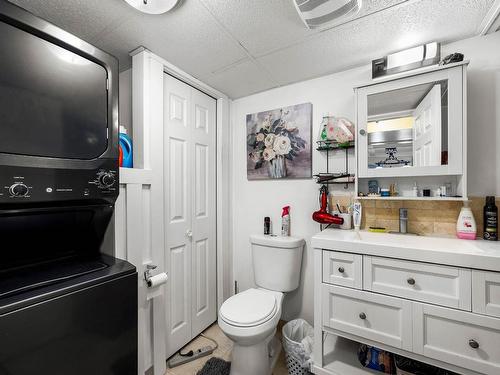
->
[469, 339, 479, 349]
[359, 312, 367, 320]
[359, 129, 367, 136]
[186, 230, 193, 238]
[338, 267, 345, 274]
[407, 277, 416, 285]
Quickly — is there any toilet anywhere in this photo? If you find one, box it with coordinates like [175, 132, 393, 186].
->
[218, 235, 305, 375]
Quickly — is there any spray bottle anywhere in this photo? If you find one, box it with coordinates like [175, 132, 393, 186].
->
[281, 206, 290, 236]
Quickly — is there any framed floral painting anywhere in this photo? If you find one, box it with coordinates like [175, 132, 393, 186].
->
[246, 103, 312, 180]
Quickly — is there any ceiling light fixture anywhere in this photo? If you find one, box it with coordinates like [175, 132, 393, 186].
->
[123, 0, 180, 14]
[293, 0, 362, 29]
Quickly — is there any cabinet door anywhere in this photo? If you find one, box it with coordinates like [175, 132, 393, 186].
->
[413, 303, 500, 375]
[322, 250, 362, 289]
[363, 256, 471, 310]
[322, 284, 412, 350]
[472, 270, 500, 318]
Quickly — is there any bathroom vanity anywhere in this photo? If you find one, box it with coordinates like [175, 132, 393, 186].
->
[312, 229, 500, 375]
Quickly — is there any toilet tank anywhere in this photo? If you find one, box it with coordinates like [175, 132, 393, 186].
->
[250, 235, 305, 292]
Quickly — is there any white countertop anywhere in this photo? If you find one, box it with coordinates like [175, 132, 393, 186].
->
[312, 229, 500, 272]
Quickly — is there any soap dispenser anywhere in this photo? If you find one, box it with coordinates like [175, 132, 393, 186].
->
[456, 201, 477, 240]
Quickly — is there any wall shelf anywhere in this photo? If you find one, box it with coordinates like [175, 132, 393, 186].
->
[316, 140, 355, 151]
[357, 195, 466, 201]
[316, 139, 355, 189]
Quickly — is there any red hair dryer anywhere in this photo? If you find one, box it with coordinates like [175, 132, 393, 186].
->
[312, 185, 344, 225]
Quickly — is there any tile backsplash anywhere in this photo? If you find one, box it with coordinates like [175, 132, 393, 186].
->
[330, 196, 499, 236]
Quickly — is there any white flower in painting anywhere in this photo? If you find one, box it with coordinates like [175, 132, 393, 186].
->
[260, 116, 272, 132]
[262, 148, 276, 161]
[285, 121, 297, 132]
[256, 133, 265, 142]
[264, 134, 275, 147]
[249, 151, 261, 163]
[273, 135, 292, 155]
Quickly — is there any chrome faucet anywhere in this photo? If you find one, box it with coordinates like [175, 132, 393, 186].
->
[399, 208, 408, 234]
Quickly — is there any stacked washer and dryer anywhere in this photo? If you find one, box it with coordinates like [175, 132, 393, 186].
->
[0, 2, 137, 374]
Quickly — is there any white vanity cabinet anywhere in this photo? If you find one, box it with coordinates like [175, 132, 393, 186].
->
[312, 230, 500, 375]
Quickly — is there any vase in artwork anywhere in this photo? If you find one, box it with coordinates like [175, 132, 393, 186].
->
[268, 155, 286, 178]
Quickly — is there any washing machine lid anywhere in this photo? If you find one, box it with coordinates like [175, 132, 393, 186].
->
[220, 288, 277, 327]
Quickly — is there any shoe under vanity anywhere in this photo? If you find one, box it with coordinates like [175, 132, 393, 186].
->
[311, 229, 500, 375]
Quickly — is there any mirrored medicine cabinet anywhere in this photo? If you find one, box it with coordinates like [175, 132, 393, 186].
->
[355, 62, 468, 200]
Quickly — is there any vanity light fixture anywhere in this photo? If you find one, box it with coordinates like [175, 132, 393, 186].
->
[293, 0, 362, 29]
[123, 0, 180, 14]
[372, 42, 440, 79]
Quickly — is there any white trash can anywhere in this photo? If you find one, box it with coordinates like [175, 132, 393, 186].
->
[282, 319, 314, 375]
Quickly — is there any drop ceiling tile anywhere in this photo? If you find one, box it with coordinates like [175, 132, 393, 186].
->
[257, 0, 494, 86]
[94, 0, 248, 78]
[200, 58, 276, 99]
[198, 0, 314, 56]
[8, 0, 136, 42]
[198, 0, 407, 56]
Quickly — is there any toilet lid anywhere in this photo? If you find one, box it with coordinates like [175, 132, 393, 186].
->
[220, 288, 277, 327]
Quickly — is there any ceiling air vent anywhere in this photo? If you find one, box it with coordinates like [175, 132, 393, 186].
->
[293, 0, 362, 29]
[478, 0, 500, 35]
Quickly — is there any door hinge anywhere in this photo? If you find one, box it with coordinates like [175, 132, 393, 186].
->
[234, 280, 238, 294]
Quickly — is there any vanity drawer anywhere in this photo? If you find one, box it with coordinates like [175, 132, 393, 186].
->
[413, 303, 500, 375]
[322, 251, 362, 289]
[364, 256, 471, 310]
[472, 270, 500, 318]
[322, 284, 412, 350]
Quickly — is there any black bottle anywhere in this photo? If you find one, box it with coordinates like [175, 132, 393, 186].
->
[484, 196, 498, 241]
[264, 217, 271, 235]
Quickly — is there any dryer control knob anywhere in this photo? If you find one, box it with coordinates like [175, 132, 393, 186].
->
[10, 183, 29, 197]
[99, 173, 116, 188]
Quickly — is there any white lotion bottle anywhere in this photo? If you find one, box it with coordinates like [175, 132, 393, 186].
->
[456, 202, 477, 240]
[353, 202, 362, 231]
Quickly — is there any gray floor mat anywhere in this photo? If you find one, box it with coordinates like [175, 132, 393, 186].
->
[197, 357, 231, 375]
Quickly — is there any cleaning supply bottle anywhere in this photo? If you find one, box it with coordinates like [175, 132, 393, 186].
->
[483, 196, 498, 241]
[281, 206, 290, 236]
[119, 126, 133, 168]
[456, 201, 477, 240]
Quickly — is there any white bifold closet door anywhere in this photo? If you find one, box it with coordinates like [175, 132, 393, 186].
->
[413, 83, 442, 167]
[163, 74, 217, 358]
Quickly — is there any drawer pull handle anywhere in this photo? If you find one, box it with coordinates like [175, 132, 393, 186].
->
[359, 312, 367, 320]
[338, 267, 345, 274]
[407, 277, 416, 285]
[469, 339, 479, 349]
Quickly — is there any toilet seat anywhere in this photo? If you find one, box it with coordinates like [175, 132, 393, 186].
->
[220, 288, 277, 327]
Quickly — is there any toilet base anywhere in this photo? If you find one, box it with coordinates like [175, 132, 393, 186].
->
[229, 331, 281, 375]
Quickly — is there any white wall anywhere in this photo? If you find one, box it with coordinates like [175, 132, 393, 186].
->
[442, 32, 500, 196]
[119, 69, 133, 136]
[230, 31, 500, 324]
[231, 67, 367, 323]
